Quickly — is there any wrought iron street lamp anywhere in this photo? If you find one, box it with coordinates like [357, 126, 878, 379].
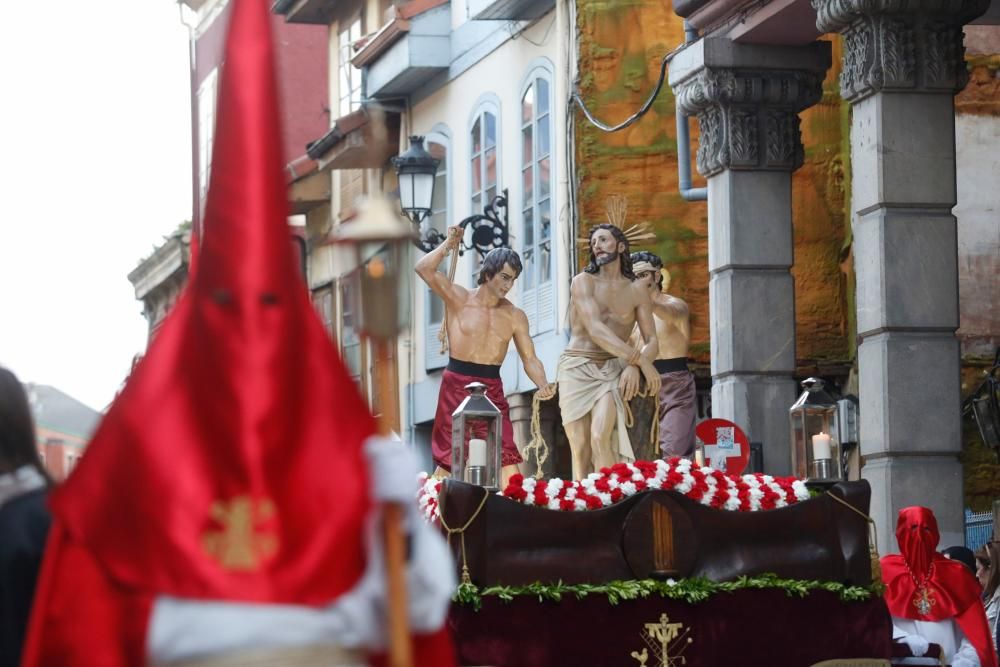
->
[391, 135, 438, 230]
[392, 135, 509, 256]
[964, 350, 1000, 462]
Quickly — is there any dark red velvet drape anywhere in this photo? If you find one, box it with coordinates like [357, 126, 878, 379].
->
[450, 589, 892, 667]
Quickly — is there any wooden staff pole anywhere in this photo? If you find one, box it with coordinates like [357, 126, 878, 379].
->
[373, 336, 412, 667]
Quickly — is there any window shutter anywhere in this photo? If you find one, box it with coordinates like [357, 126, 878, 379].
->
[426, 315, 448, 370]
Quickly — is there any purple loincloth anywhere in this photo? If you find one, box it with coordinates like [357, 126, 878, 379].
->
[655, 357, 697, 458]
[431, 358, 522, 471]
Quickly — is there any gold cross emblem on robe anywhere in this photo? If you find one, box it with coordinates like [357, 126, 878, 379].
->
[202, 495, 278, 571]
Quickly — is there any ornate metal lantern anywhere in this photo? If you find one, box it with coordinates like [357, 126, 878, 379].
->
[789, 378, 842, 481]
[964, 351, 1000, 462]
[331, 197, 417, 339]
[451, 382, 503, 489]
[391, 135, 439, 228]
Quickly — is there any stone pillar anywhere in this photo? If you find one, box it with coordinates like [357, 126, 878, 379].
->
[670, 39, 832, 476]
[813, 0, 988, 553]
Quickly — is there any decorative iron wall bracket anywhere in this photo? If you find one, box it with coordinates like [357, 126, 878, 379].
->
[415, 188, 509, 258]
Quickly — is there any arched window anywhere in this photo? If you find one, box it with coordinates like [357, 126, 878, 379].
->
[469, 97, 501, 281]
[519, 64, 554, 335]
[424, 129, 450, 370]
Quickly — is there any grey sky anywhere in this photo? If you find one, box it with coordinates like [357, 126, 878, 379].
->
[0, 2, 192, 411]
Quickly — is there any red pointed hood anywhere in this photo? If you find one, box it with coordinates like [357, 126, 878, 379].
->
[51, 0, 373, 604]
[881, 507, 998, 667]
[894, 506, 939, 583]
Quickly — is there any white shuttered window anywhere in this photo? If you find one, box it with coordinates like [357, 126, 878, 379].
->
[519, 68, 554, 335]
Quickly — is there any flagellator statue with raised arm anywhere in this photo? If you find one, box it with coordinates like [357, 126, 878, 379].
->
[416, 227, 555, 487]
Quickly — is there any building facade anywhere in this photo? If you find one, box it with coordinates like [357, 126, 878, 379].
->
[276, 0, 575, 472]
[264, 0, 998, 550]
[25, 384, 100, 481]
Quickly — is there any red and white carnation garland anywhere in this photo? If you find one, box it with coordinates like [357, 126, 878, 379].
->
[417, 458, 810, 523]
[417, 471, 444, 523]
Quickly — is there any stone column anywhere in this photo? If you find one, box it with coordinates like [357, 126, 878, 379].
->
[670, 39, 832, 476]
[812, 0, 987, 552]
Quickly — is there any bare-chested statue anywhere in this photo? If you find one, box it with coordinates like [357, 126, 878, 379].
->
[416, 227, 555, 485]
[558, 224, 660, 480]
[630, 251, 697, 458]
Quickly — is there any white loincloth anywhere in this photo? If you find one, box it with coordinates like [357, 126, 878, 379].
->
[557, 352, 635, 463]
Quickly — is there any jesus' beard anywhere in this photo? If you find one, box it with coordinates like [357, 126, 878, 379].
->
[595, 249, 619, 267]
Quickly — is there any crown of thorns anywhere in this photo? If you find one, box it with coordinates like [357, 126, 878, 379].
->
[576, 195, 657, 249]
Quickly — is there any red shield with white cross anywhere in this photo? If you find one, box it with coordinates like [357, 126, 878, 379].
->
[695, 418, 750, 475]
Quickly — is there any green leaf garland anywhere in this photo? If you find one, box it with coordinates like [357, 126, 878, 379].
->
[453, 573, 876, 612]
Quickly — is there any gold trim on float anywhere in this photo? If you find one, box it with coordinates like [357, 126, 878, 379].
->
[630, 612, 692, 666]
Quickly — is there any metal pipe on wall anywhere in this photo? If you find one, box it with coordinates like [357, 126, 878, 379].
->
[676, 20, 707, 202]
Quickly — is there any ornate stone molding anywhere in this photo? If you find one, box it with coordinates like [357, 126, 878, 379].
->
[674, 68, 825, 177]
[812, 0, 988, 102]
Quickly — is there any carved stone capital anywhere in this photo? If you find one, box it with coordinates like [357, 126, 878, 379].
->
[812, 0, 989, 102]
[673, 68, 825, 177]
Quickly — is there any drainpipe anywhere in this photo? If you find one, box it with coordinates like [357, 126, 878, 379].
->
[676, 20, 707, 202]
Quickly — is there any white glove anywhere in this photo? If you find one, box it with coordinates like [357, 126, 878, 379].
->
[364, 435, 420, 504]
[331, 436, 457, 650]
[897, 633, 929, 657]
[951, 637, 981, 667]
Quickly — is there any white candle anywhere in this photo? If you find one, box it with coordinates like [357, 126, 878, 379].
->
[812, 433, 832, 460]
[468, 438, 487, 467]
[694, 448, 704, 467]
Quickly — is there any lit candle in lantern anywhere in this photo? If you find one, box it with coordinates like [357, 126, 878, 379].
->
[812, 432, 832, 460]
[694, 448, 704, 467]
[469, 438, 487, 467]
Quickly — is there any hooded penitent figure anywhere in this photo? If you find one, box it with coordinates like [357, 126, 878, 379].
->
[880, 506, 998, 667]
[20, 0, 455, 664]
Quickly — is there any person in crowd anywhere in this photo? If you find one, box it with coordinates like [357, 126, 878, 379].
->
[0, 366, 52, 666]
[945, 545, 980, 575]
[881, 507, 997, 667]
[975, 541, 1000, 653]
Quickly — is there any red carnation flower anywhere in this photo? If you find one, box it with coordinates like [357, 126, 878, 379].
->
[710, 490, 728, 509]
[634, 460, 656, 474]
[611, 463, 632, 477]
[610, 488, 624, 503]
[584, 494, 603, 510]
[559, 499, 576, 511]
[594, 478, 611, 493]
[666, 471, 683, 488]
[504, 486, 528, 502]
[634, 479, 648, 492]
[508, 473, 524, 486]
